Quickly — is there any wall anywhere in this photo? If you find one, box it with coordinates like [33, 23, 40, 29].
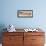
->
[0, 0, 46, 31]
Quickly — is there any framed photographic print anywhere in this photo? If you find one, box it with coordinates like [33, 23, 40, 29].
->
[17, 10, 33, 18]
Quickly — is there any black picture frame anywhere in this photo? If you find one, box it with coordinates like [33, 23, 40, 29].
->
[17, 10, 33, 18]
